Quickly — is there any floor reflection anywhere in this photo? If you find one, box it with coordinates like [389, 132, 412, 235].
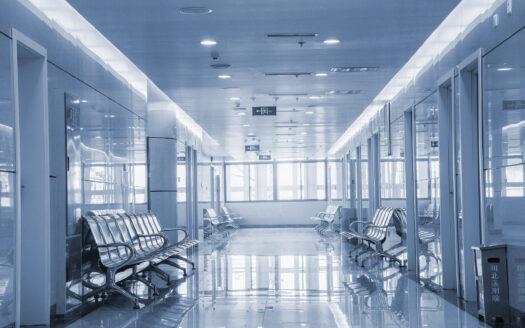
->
[60, 228, 486, 328]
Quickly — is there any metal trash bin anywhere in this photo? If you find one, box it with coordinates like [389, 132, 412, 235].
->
[472, 245, 510, 326]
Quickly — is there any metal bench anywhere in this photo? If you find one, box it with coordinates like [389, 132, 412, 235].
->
[82, 212, 199, 308]
[203, 208, 231, 239]
[341, 207, 406, 267]
[221, 206, 244, 228]
[310, 205, 341, 235]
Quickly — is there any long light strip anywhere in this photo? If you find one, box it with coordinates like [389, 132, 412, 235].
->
[328, 0, 504, 155]
[18, 0, 213, 145]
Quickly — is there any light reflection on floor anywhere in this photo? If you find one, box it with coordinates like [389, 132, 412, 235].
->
[61, 228, 486, 328]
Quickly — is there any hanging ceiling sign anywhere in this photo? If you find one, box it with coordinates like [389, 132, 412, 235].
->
[259, 154, 271, 160]
[245, 145, 260, 151]
[252, 106, 277, 116]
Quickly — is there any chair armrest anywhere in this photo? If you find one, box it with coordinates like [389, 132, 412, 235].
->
[348, 220, 371, 230]
[98, 242, 135, 268]
[162, 228, 189, 241]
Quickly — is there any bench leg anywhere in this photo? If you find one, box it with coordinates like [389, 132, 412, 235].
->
[150, 265, 172, 285]
[136, 275, 158, 296]
[164, 259, 187, 276]
[110, 283, 141, 309]
[171, 254, 195, 270]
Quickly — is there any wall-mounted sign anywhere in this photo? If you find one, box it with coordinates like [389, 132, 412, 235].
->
[245, 145, 260, 151]
[259, 154, 271, 160]
[503, 100, 525, 111]
[177, 156, 186, 161]
[252, 106, 277, 116]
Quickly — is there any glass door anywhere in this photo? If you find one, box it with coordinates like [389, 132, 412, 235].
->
[414, 92, 442, 288]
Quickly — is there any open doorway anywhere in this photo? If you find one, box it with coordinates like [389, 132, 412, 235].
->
[12, 30, 51, 326]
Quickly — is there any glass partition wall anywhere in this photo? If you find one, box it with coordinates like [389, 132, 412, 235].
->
[0, 34, 16, 327]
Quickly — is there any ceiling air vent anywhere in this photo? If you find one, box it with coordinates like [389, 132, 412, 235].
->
[179, 7, 213, 14]
[330, 66, 378, 73]
[211, 63, 231, 69]
[268, 93, 308, 97]
[267, 33, 317, 38]
[265, 72, 311, 77]
[327, 90, 362, 95]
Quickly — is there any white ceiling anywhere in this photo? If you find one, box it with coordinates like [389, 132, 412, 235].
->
[67, 0, 459, 160]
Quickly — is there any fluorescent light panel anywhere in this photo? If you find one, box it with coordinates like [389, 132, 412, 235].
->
[329, 0, 503, 155]
[21, 0, 215, 145]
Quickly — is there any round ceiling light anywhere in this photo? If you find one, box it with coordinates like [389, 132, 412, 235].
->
[179, 7, 213, 14]
[305, 111, 315, 115]
[230, 97, 241, 101]
[315, 73, 328, 77]
[218, 74, 231, 79]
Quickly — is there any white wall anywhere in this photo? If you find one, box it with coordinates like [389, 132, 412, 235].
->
[226, 200, 342, 226]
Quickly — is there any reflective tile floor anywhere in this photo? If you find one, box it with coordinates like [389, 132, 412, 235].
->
[59, 228, 487, 328]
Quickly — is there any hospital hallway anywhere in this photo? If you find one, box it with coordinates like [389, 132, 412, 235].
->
[58, 228, 485, 328]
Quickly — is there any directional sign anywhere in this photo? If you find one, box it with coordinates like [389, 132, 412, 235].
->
[245, 145, 260, 151]
[259, 154, 271, 160]
[252, 106, 277, 116]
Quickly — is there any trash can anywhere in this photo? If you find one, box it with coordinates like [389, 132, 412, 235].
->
[472, 245, 510, 326]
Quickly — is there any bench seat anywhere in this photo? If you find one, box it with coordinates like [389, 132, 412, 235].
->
[82, 211, 199, 308]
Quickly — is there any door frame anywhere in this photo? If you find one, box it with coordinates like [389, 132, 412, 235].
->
[11, 28, 51, 327]
[456, 48, 484, 302]
[437, 69, 458, 290]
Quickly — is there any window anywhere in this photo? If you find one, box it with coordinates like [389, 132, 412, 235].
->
[276, 161, 326, 200]
[249, 164, 273, 200]
[328, 160, 343, 200]
[277, 162, 301, 200]
[226, 164, 249, 201]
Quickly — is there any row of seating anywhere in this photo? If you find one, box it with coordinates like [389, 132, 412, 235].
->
[310, 205, 341, 236]
[341, 207, 407, 267]
[203, 207, 243, 239]
[82, 211, 199, 308]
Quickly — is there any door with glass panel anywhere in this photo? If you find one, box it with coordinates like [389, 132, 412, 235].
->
[414, 92, 442, 288]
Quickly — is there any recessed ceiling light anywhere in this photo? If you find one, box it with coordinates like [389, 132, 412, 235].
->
[201, 39, 217, 46]
[243, 124, 251, 127]
[497, 67, 512, 71]
[315, 73, 328, 77]
[230, 97, 241, 101]
[323, 39, 340, 44]
[237, 112, 246, 116]
[179, 7, 213, 15]
[218, 74, 231, 79]
[305, 111, 315, 115]
[309, 96, 322, 99]
[301, 132, 308, 135]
